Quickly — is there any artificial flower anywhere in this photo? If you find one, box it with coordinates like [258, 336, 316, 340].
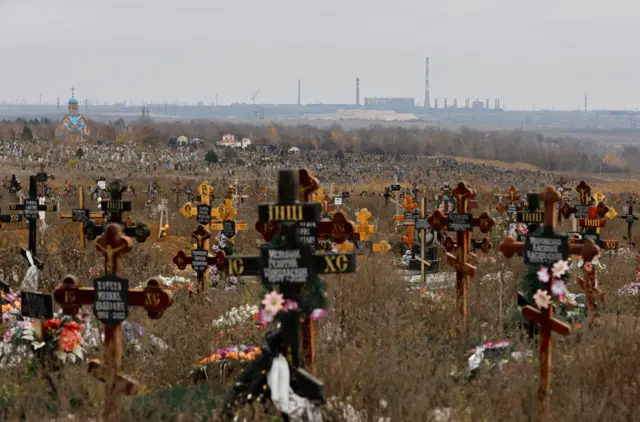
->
[537, 267, 550, 283]
[551, 280, 566, 297]
[584, 262, 593, 272]
[533, 289, 552, 309]
[551, 261, 569, 278]
[259, 308, 275, 325]
[310, 308, 328, 321]
[262, 291, 284, 315]
[284, 299, 298, 311]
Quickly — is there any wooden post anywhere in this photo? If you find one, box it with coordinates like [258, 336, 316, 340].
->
[499, 186, 601, 421]
[59, 185, 103, 250]
[427, 182, 495, 325]
[53, 224, 173, 422]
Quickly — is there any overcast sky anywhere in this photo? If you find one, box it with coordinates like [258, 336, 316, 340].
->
[1, 0, 638, 110]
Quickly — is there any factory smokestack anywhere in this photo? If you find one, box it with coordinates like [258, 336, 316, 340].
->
[297, 79, 301, 105]
[424, 57, 430, 108]
[356, 77, 360, 106]
[584, 94, 587, 113]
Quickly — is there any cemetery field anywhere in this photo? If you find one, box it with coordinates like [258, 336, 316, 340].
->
[2, 162, 640, 422]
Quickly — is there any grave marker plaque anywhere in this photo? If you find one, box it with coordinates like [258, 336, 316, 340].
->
[197, 204, 212, 225]
[21, 292, 53, 319]
[261, 246, 313, 284]
[222, 220, 236, 238]
[448, 213, 473, 232]
[191, 249, 209, 272]
[24, 199, 39, 220]
[391, 184, 401, 191]
[72, 208, 89, 222]
[524, 236, 569, 266]
[93, 274, 129, 327]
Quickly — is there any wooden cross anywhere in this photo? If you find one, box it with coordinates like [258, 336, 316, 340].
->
[354, 208, 376, 241]
[571, 205, 619, 250]
[372, 240, 391, 254]
[559, 180, 592, 222]
[520, 304, 571, 420]
[498, 186, 600, 420]
[9, 175, 58, 269]
[53, 224, 173, 422]
[427, 181, 495, 324]
[393, 194, 419, 247]
[494, 186, 520, 217]
[577, 262, 604, 327]
[172, 224, 227, 294]
[210, 199, 249, 237]
[35, 163, 54, 198]
[59, 185, 103, 250]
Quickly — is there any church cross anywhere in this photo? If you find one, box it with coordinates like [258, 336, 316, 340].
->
[577, 263, 604, 328]
[427, 181, 495, 325]
[53, 224, 173, 422]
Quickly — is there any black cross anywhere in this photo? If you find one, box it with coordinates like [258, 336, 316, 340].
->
[516, 193, 543, 239]
[84, 180, 150, 243]
[619, 204, 638, 240]
[8, 175, 58, 269]
[221, 169, 356, 412]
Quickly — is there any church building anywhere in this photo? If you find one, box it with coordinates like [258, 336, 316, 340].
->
[56, 88, 90, 142]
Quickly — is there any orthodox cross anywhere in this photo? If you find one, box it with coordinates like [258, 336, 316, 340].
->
[427, 182, 495, 324]
[407, 197, 437, 283]
[156, 198, 169, 238]
[235, 168, 355, 373]
[393, 194, 419, 247]
[59, 185, 103, 250]
[0, 206, 23, 228]
[572, 204, 620, 250]
[179, 181, 214, 221]
[372, 240, 391, 254]
[210, 198, 249, 240]
[494, 185, 521, 218]
[354, 208, 376, 241]
[85, 180, 150, 243]
[619, 201, 638, 242]
[499, 186, 600, 419]
[173, 225, 225, 294]
[9, 175, 58, 269]
[53, 224, 173, 422]
[35, 163, 54, 198]
[577, 262, 604, 328]
[171, 178, 192, 211]
[559, 180, 592, 223]
[515, 193, 544, 240]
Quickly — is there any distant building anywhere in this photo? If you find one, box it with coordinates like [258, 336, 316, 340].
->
[218, 133, 240, 148]
[56, 88, 90, 142]
[240, 138, 252, 148]
[364, 97, 415, 111]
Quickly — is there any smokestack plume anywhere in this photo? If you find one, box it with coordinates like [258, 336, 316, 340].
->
[297, 79, 301, 105]
[356, 77, 360, 106]
[424, 57, 431, 108]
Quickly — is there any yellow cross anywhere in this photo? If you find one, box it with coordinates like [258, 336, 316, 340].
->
[179, 202, 197, 219]
[336, 241, 354, 254]
[355, 208, 376, 241]
[401, 195, 417, 212]
[311, 187, 324, 203]
[211, 199, 238, 221]
[372, 240, 391, 254]
[197, 181, 214, 206]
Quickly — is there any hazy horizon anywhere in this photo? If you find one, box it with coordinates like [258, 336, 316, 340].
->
[2, 0, 639, 111]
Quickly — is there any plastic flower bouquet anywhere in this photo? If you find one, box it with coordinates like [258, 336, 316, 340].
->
[190, 344, 262, 384]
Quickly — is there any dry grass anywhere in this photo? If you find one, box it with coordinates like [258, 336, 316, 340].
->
[2, 183, 640, 422]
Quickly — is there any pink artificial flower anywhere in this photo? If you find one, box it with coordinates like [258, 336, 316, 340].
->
[310, 308, 328, 321]
[262, 291, 285, 315]
[284, 299, 298, 311]
[258, 308, 275, 325]
[533, 289, 552, 310]
[551, 279, 566, 297]
[584, 262, 593, 272]
[537, 267, 550, 283]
